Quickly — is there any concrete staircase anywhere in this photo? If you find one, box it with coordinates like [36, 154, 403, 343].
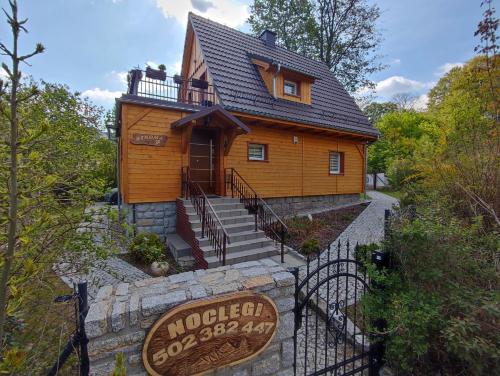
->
[177, 197, 279, 268]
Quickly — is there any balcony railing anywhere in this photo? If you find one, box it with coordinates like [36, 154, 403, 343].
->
[127, 69, 215, 107]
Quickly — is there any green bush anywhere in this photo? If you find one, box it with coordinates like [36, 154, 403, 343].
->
[129, 232, 165, 264]
[354, 243, 380, 270]
[362, 209, 500, 375]
[301, 238, 321, 255]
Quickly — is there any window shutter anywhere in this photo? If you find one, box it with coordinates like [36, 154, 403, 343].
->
[340, 152, 345, 174]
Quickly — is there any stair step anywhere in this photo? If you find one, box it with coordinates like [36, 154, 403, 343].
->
[205, 245, 279, 268]
[188, 214, 254, 226]
[193, 222, 255, 235]
[197, 229, 267, 247]
[200, 237, 273, 257]
[165, 234, 192, 259]
[184, 202, 246, 211]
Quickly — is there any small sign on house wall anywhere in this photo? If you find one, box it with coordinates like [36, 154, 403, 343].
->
[142, 291, 279, 376]
[131, 133, 168, 146]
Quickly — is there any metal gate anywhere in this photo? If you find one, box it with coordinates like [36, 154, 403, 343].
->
[291, 241, 383, 376]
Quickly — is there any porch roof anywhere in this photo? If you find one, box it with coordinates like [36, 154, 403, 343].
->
[170, 104, 251, 134]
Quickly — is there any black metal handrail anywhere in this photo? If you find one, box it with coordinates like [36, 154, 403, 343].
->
[225, 168, 288, 263]
[182, 167, 229, 265]
[128, 69, 216, 107]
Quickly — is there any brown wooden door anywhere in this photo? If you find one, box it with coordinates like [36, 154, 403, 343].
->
[190, 129, 216, 194]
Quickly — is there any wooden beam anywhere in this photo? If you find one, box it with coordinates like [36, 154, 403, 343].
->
[127, 108, 153, 130]
[181, 122, 193, 153]
[233, 111, 378, 141]
[224, 128, 238, 156]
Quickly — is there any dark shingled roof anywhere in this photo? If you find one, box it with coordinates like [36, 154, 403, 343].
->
[189, 13, 378, 138]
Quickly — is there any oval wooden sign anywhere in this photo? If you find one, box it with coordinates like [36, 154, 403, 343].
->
[131, 133, 167, 146]
[142, 291, 279, 376]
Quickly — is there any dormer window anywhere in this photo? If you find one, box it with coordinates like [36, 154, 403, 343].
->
[284, 80, 298, 96]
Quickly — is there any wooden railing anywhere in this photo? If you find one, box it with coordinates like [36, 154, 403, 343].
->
[182, 167, 229, 265]
[225, 168, 288, 263]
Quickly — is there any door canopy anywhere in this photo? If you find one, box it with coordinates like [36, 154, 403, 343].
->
[171, 105, 250, 155]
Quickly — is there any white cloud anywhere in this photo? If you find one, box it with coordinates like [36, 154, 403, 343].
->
[109, 70, 128, 85]
[155, 0, 249, 28]
[82, 88, 121, 104]
[435, 62, 463, 76]
[146, 60, 159, 69]
[390, 58, 401, 65]
[360, 76, 434, 99]
[412, 94, 429, 111]
[0, 68, 8, 81]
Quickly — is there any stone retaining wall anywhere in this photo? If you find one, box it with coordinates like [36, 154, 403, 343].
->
[85, 259, 296, 375]
[122, 202, 176, 239]
[265, 194, 359, 217]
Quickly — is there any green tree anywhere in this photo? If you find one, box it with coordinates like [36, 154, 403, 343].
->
[248, 0, 384, 92]
[362, 101, 398, 124]
[249, 0, 317, 57]
[0, 0, 44, 350]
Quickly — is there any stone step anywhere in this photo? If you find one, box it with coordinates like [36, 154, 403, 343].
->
[205, 245, 279, 268]
[184, 202, 246, 211]
[193, 221, 255, 235]
[188, 214, 254, 227]
[187, 210, 255, 224]
[197, 229, 267, 247]
[165, 234, 192, 259]
[200, 237, 273, 258]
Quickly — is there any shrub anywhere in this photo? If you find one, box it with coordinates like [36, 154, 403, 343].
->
[354, 243, 379, 270]
[129, 232, 165, 264]
[301, 238, 321, 255]
[362, 209, 500, 375]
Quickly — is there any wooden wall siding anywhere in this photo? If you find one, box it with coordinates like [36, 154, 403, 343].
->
[120, 103, 187, 203]
[226, 126, 364, 198]
[120, 103, 365, 203]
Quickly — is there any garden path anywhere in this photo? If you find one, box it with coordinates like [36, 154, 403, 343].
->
[297, 190, 399, 309]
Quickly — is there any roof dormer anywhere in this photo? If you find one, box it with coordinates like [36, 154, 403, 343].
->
[249, 54, 316, 105]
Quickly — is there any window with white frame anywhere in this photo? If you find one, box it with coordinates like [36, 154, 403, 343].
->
[248, 143, 266, 161]
[329, 152, 341, 174]
[284, 80, 298, 96]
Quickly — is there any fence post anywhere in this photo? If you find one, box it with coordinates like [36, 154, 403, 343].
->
[47, 281, 89, 376]
[369, 250, 387, 376]
[77, 282, 89, 376]
[384, 209, 391, 241]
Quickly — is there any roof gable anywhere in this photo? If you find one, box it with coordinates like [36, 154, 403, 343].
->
[188, 13, 378, 137]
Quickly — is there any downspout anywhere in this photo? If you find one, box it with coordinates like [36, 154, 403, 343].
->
[272, 63, 281, 98]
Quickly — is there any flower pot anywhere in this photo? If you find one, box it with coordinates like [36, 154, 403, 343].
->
[150, 261, 170, 276]
[146, 66, 167, 81]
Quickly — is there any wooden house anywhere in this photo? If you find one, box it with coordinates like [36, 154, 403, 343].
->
[115, 13, 378, 268]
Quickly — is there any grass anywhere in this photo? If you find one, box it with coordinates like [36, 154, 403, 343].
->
[285, 203, 368, 255]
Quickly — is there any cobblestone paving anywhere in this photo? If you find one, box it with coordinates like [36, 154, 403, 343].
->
[295, 309, 370, 376]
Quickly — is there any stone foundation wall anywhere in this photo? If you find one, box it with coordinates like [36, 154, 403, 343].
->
[121, 201, 176, 239]
[265, 194, 360, 217]
[85, 259, 296, 376]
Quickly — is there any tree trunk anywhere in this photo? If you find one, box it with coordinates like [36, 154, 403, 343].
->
[0, 3, 20, 352]
[373, 173, 377, 190]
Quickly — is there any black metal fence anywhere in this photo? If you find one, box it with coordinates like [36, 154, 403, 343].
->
[291, 241, 386, 376]
[47, 281, 89, 376]
[127, 69, 216, 107]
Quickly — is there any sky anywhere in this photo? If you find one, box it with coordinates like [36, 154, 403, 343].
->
[0, 0, 486, 111]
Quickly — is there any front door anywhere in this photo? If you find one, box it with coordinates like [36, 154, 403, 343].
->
[190, 128, 217, 194]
